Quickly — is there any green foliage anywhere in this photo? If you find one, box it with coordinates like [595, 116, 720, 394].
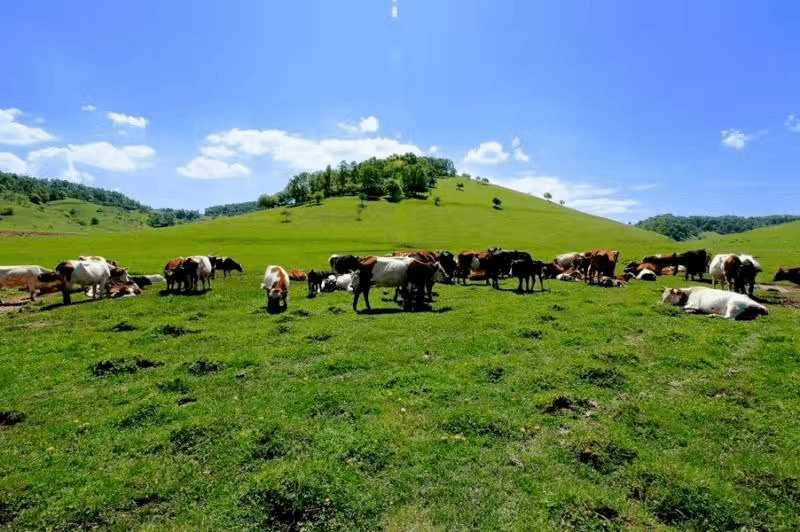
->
[206, 200, 262, 217]
[636, 213, 800, 241]
[0, 206, 12, 215]
[544, 192, 552, 200]
[90, 217, 99, 225]
[148, 208, 201, 228]
[492, 197, 502, 209]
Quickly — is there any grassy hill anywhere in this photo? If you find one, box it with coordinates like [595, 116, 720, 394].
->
[0, 197, 151, 233]
[1, 178, 799, 530]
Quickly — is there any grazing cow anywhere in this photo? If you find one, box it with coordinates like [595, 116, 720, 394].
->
[676, 249, 709, 281]
[164, 258, 186, 291]
[662, 287, 768, 320]
[289, 268, 308, 281]
[510, 258, 546, 292]
[585, 250, 620, 281]
[307, 269, 324, 297]
[352, 256, 446, 311]
[186, 256, 213, 291]
[774, 267, 800, 285]
[393, 250, 452, 298]
[261, 265, 289, 312]
[0, 266, 66, 301]
[214, 257, 244, 278]
[635, 268, 657, 281]
[709, 254, 740, 291]
[328, 254, 362, 274]
[55, 260, 131, 305]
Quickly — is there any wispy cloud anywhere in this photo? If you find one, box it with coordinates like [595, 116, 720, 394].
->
[28, 142, 155, 174]
[464, 141, 509, 165]
[493, 173, 638, 216]
[391, 0, 398, 19]
[785, 114, 800, 133]
[177, 156, 251, 179]
[198, 127, 423, 171]
[338, 115, 380, 134]
[107, 111, 148, 129]
[720, 129, 750, 150]
[0, 108, 56, 146]
[81, 104, 97, 112]
[511, 136, 529, 162]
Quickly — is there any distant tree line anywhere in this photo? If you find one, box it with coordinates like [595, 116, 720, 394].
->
[636, 213, 800, 241]
[0, 171, 203, 228]
[204, 201, 260, 217]
[0, 171, 149, 211]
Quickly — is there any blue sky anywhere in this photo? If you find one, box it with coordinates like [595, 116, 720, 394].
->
[1, 1, 799, 222]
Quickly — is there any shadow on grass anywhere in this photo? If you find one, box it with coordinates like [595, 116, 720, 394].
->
[40, 298, 98, 311]
[158, 289, 211, 297]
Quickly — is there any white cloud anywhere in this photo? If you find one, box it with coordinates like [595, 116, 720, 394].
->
[428, 145, 440, 154]
[177, 156, 251, 179]
[81, 104, 97, 112]
[0, 108, 56, 145]
[338, 115, 380, 134]
[511, 136, 529, 162]
[0, 151, 29, 174]
[392, 0, 398, 18]
[493, 173, 638, 216]
[199, 145, 236, 159]
[785, 114, 800, 133]
[464, 141, 510, 165]
[107, 111, 148, 129]
[28, 142, 155, 173]
[721, 129, 749, 150]
[204, 128, 423, 170]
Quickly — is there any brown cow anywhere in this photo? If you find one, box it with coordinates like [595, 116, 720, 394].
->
[774, 267, 800, 285]
[164, 258, 186, 291]
[585, 250, 620, 281]
[289, 268, 308, 281]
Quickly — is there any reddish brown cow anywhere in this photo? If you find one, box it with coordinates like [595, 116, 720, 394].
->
[585, 250, 620, 281]
[164, 258, 185, 291]
[289, 268, 308, 281]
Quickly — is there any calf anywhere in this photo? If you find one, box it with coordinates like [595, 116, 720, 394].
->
[261, 265, 289, 313]
[289, 268, 308, 281]
[662, 287, 768, 320]
[307, 269, 324, 297]
[510, 258, 546, 292]
[214, 257, 244, 278]
[774, 267, 800, 285]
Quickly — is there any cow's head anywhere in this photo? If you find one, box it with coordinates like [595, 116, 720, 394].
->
[774, 268, 787, 282]
[110, 267, 132, 284]
[433, 263, 450, 284]
[662, 287, 689, 306]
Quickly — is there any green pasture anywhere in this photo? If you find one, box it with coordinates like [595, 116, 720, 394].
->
[0, 198, 151, 234]
[2, 180, 799, 530]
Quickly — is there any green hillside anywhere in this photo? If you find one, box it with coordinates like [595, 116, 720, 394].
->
[0, 198, 151, 234]
[1, 178, 671, 272]
[2, 178, 800, 531]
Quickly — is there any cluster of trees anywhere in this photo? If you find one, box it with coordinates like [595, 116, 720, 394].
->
[204, 201, 260, 217]
[636, 213, 800, 241]
[0, 171, 149, 211]
[256, 154, 457, 210]
[148, 208, 202, 228]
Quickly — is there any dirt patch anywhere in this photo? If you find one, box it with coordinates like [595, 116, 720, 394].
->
[543, 396, 596, 414]
[0, 231, 74, 238]
[186, 359, 221, 376]
[90, 358, 163, 377]
[0, 411, 25, 426]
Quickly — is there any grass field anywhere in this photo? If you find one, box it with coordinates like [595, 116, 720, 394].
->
[0, 198, 151, 234]
[2, 179, 799, 530]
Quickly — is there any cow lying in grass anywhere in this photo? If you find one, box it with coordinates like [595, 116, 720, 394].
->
[662, 287, 768, 320]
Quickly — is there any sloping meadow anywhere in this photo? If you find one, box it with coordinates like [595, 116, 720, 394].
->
[2, 182, 799, 530]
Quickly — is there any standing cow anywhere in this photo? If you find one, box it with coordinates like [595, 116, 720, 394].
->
[262, 265, 290, 313]
[55, 259, 131, 305]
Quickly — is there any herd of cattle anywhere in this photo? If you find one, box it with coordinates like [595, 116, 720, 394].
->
[1, 247, 799, 320]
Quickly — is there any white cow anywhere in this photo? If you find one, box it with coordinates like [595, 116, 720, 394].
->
[321, 273, 354, 292]
[261, 265, 289, 312]
[186, 256, 213, 291]
[662, 287, 768, 320]
[554, 252, 585, 270]
[352, 256, 447, 311]
[709, 254, 736, 290]
[0, 265, 64, 301]
[56, 260, 130, 304]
